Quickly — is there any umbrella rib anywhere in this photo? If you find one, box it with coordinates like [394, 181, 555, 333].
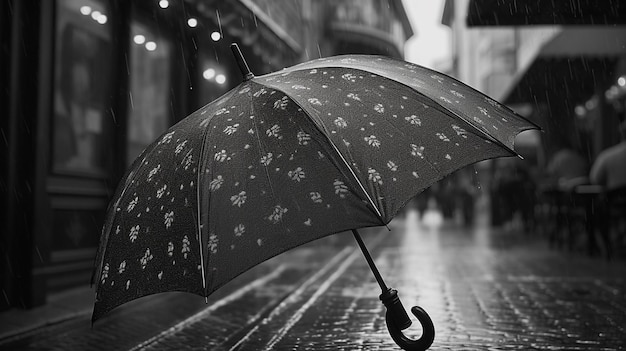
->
[272, 63, 526, 157]
[197, 123, 210, 296]
[249, 81, 386, 224]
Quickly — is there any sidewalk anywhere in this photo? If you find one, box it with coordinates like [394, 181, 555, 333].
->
[1, 208, 625, 350]
[0, 284, 94, 341]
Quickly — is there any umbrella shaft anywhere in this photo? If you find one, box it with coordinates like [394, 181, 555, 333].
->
[351, 229, 388, 292]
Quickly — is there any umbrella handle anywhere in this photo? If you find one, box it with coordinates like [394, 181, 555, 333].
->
[382, 289, 435, 350]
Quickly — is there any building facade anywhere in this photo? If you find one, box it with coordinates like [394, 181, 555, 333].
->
[1, 0, 413, 311]
[443, 0, 626, 164]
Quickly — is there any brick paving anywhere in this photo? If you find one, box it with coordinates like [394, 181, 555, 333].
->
[1, 209, 625, 350]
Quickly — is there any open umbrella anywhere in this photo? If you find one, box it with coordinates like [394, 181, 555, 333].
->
[92, 44, 538, 350]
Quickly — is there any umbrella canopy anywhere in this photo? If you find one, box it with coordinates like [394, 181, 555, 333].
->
[92, 53, 538, 324]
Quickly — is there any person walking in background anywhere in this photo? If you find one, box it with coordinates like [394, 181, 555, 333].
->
[546, 143, 590, 191]
[590, 120, 626, 190]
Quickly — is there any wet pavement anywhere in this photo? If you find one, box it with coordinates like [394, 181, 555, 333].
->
[1, 208, 625, 350]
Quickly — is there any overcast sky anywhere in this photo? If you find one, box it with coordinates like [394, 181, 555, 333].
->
[402, 0, 451, 68]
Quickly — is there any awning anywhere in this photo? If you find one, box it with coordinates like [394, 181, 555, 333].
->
[501, 27, 626, 104]
[467, 0, 626, 26]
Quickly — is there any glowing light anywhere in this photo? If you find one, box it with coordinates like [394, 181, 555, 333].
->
[618, 76, 626, 87]
[91, 10, 101, 21]
[203, 68, 216, 80]
[145, 41, 157, 51]
[133, 35, 146, 45]
[215, 74, 226, 84]
[187, 18, 198, 28]
[159, 0, 169, 9]
[97, 14, 107, 24]
[211, 31, 221, 41]
[80, 6, 92, 15]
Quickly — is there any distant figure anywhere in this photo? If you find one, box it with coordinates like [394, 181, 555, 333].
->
[546, 146, 589, 190]
[590, 121, 626, 190]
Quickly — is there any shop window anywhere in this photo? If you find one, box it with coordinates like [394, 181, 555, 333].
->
[126, 20, 172, 164]
[52, 0, 112, 176]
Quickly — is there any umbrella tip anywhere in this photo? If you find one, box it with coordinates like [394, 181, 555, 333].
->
[230, 43, 254, 81]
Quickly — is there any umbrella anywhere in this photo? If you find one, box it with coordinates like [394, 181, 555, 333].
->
[92, 43, 538, 350]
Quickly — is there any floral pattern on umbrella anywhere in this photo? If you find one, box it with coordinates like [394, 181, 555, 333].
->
[92, 54, 538, 321]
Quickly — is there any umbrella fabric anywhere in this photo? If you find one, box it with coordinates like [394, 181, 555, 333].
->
[92, 55, 537, 320]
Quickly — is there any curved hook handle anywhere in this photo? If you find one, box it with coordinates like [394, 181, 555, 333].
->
[380, 289, 434, 350]
[386, 305, 435, 351]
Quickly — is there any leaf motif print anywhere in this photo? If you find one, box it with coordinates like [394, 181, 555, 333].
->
[158, 131, 175, 145]
[347, 93, 361, 101]
[288, 167, 305, 182]
[223, 124, 240, 135]
[308, 98, 322, 106]
[147, 165, 161, 182]
[387, 161, 398, 171]
[140, 248, 153, 270]
[374, 104, 384, 113]
[368, 168, 383, 185]
[452, 125, 468, 138]
[175, 140, 188, 154]
[268, 205, 288, 224]
[439, 96, 453, 104]
[478, 106, 489, 116]
[291, 84, 309, 90]
[214, 150, 228, 162]
[182, 235, 190, 258]
[273, 96, 289, 110]
[231, 191, 247, 207]
[253, 88, 267, 97]
[234, 224, 245, 237]
[334, 117, 348, 128]
[215, 107, 229, 115]
[450, 90, 465, 98]
[129, 225, 140, 242]
[410, 144, 425, 159]
[405, 115, 422, 126]
[334, 180, 349, 198]
[127, 197, 138, 212]
[209, 176, 224, 191]
[118, 260, 126, 274]
[208, 232, 218, 254]
[364, 135, 381, 148]
[167, 241, 174, 257]
[341, 73, 357, 82]
[473, 116, 484, 125]
[164, 211, 174, 228]
[297, 131, 311, 145]
[430, 74, 444, 83]
[436, 133, 450, 142]
[266, 124, 281, 138]
[260, 153, 273, 166]
[156, 185, 167, 198]
[182, 153, 193, 170]
[100, 263, 109, 284]
[309, 192, 323, 203]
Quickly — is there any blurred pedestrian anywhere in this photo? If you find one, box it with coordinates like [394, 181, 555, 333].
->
[589, 120, 626, 190]
[546, 144, 589, 191]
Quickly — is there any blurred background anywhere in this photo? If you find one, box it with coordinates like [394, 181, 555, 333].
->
[1, 0, 625, 312]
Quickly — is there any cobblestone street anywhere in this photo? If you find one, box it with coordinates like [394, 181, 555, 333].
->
[1, 209, 625, 350]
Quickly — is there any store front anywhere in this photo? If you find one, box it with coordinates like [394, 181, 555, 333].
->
[2, 0, 301, 311]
